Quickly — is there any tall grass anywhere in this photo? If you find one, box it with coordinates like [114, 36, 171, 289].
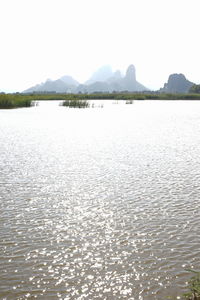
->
[62, 99, 89, 108]
[168, 270, 200, 299]
[1, 92, 200, 109]
[183, 269, 200, 299]
[126, 100, 134, 104]
[24, 92, 200, 101]
[0, 94, 32, 109]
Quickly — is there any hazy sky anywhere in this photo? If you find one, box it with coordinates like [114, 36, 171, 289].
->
[0, 0, 200, 92]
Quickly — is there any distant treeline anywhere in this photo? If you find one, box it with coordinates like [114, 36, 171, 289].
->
[189, 84, 200, 94]
[1, 92, 200, 109]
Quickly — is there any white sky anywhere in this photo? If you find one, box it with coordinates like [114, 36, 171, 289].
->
[0, 0, 200, 92]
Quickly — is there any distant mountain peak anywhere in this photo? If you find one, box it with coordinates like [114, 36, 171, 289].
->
[60, 75, 79, 86]
[23, 64, 148, 93]
[125, 64, 136, 81]
[23, 75, 79, 93]
[160, 73, 194, 93]
[85, 65, 113, 85]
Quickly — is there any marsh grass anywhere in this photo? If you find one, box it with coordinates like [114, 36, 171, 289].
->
[1, 92, 200, 109]
[183, 269, 200, 299]
[126, 100, 134, 104]
[0, 94, 32, 109]
[62, 99, 89, 108]
[167, 270, 200, 300]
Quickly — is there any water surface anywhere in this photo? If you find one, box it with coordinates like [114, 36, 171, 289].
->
[1, 100, 200, 299]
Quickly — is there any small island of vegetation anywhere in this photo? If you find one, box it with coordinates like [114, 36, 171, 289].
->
[62, 99, 89, 108]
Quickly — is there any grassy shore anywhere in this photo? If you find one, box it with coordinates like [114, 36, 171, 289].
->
[1, 92, 200, 109]
[0, 94, 32, 109]
[20, 92, 200, 101]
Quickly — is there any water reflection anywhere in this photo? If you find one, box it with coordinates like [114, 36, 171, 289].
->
[0, 100, 200, 299]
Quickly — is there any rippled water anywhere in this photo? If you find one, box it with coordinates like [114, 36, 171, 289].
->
[1, 100, 200, 299]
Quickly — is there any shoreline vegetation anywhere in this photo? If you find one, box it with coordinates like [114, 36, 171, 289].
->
[183, 269, 200, 300]
[1, 92, 200, 109]
[0, 94, 33, 109]
[62, 99, 89, 108]
[167, 270, 200, 300]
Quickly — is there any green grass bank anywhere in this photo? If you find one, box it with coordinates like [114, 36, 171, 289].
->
[1, 92, 200, 109]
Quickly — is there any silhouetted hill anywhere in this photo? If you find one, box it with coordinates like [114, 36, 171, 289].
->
[23, 76, 79, 93]
[120, 65, 147, 92]
[85, 65, 113, 85]
[24, 79, 67, 93]
[60, 75, 79, 86]
[160, 74, 194, 93]
[79, 64, 148, 93]
[23, 65, 148, 93]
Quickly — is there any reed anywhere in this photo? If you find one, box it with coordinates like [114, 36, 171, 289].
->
[62, 99, 89, 108]
[183, 269, 200, 299]
[126, 100, 134, 104]
[2, 92, 200, 109]
[0, 94, 32, 109]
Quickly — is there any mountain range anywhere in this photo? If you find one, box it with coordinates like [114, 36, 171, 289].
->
[23, 65, 195, 94]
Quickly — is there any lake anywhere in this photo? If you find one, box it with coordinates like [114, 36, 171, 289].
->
[0, 100, 200, 299]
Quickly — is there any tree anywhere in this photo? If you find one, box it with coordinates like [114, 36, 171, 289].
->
[189, 84, 200, 93]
